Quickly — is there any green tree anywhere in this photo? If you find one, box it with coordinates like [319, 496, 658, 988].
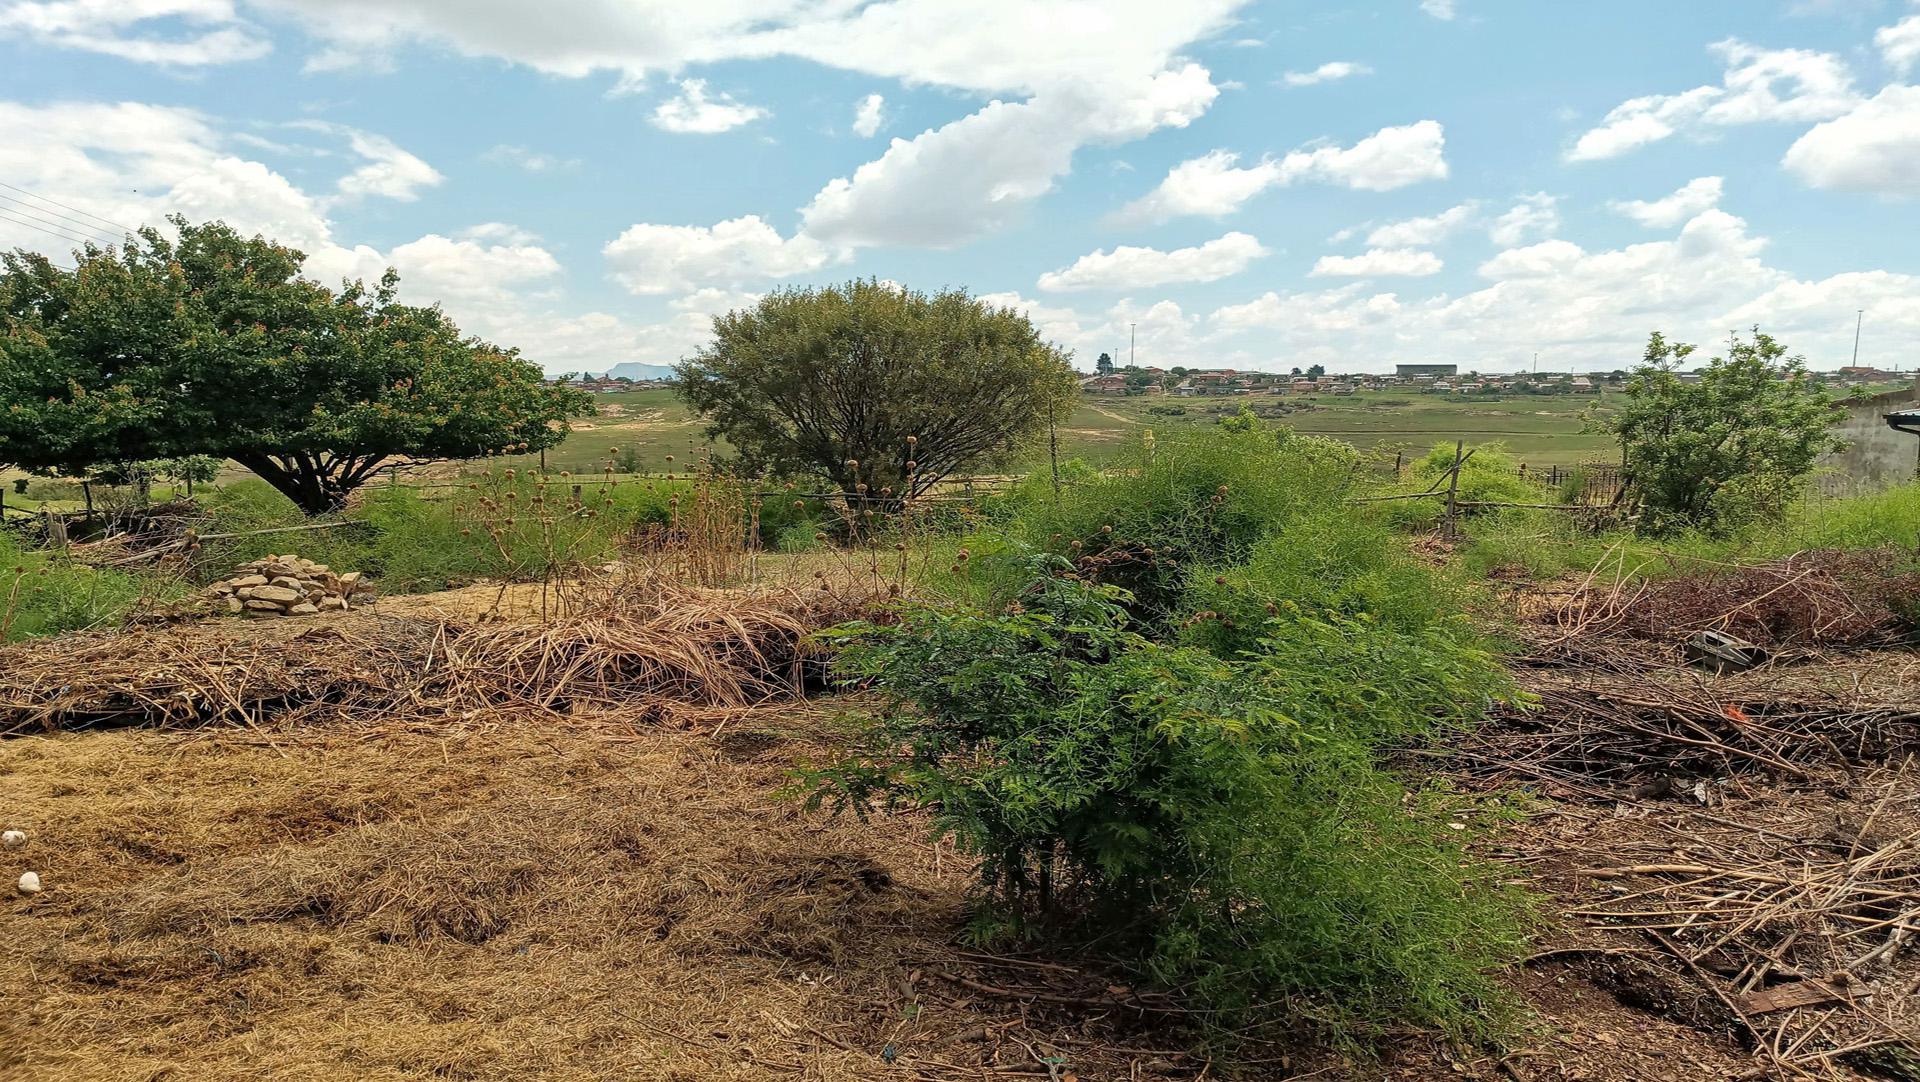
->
[1095, 351, 1115, 376]
[1305, 363, 1326, 378]
[675, 279, 1077, 505]
[0, 219, 591, 514]
[1606, 329, 1844, 534]
[159, 454, 222, 496]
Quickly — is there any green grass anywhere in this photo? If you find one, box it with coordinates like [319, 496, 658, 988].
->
[1449, 480, 1920, 581]
[0, 531, 176, 642]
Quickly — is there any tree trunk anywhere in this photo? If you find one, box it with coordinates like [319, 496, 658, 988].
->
[232, 453, 355, 516]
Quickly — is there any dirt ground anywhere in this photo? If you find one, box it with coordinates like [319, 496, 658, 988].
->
[4, 574, 1919, 1081]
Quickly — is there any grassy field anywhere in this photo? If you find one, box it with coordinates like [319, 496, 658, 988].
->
[494, 386, 1622, 476]
[0, 387, 1621, 513]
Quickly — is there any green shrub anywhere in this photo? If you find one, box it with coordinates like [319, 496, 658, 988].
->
[966, 426, 1359, 625]
[1380, 443, 1545, 530]
[1180, 508, 1471, 657]
[809, 559, 1526, 1040]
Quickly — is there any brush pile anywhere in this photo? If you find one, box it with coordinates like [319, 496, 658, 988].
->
[186, 554, 369, 618]
[0, 580, 878, 736]
[1539, 549, 1920, 656]
[1520, 763, 1920, 1079]
[1453, 682, 1920, 801]
[430, 580, 870, 719]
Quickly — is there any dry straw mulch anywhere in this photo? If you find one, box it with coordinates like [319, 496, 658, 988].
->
[0, 578, 875, 737]
[2, 718, 1243, 1082]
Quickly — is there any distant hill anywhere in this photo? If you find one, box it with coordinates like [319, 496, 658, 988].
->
[599, 362, 677, 382]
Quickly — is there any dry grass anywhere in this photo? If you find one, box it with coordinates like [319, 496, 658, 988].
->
[0, 575, 881, 736]
[1, 719, 934, 1080]
[0, 715, 1270, 1082]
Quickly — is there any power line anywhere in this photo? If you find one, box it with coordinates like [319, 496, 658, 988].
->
[0, 210, 94, 248]
[0, 192, 120, 244]
[0, 197, 116, 247]
[0, 180, 134, 234]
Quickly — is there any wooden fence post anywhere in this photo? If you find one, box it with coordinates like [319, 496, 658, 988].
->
[1441, 439, 1465, 541]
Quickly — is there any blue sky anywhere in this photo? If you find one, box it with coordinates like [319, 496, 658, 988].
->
[2, 0, 1917, 374]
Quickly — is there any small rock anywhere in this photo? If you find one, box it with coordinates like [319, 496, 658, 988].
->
[319, 597, 346, 611]
[17, 871, 41, 895]
[243, 599, 286, 612]
[2, 829, 25, 849]
[269, 576, 303, 590]
[251, 585, 302, 604]
[225, 598, 244, 614]
[289, 603, 319, 616]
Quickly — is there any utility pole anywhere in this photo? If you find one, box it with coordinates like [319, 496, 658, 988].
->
[1130, 322, 1137, 368]
[1853, 309, 1864, 368]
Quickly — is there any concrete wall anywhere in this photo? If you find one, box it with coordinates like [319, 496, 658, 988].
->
[1819, 382, 1920, 493]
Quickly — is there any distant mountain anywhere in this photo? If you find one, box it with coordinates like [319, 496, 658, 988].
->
[599, 362, 677, 382]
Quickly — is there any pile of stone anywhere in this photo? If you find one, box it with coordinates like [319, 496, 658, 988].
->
[201, 555, 369, 618]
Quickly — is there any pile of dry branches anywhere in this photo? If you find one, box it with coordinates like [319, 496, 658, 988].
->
[1538, 549, 1920, 655]
[0, 579, 881, 735]
[1452, 683, 1920, 800]
[1558, 764, 1920, 1078]
[0, 620, 438, 736]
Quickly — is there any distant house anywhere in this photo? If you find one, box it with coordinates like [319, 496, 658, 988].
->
[1290, 379, 1315, 393]
[1397, 363, 1458, 379]
[1571, 377, 1596, 393]
[1083, 375, 1129, 395]
[1331, 383, 1356, 396]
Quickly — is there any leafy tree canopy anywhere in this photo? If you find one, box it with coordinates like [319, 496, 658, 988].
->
[1606, 329, 1845, 534]
[0, 218, 591, 513]
[675, 279, 1077, 504]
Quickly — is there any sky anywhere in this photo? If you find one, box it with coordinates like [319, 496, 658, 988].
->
[1, 1, 1918, 376]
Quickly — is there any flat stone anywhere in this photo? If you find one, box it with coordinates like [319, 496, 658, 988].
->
[243, 599, 284, 612]
[288, 603, 320, 616]
[319, 597, 346, 611]
[225, 598, 244, 614]
[251, 585, 302, 604]
[230, 575, 269, 588]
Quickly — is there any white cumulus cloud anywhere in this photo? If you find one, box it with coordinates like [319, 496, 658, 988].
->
[602, 214, 844, 294]
[1567, 39, 1859, 161]
[851, 93, 885, 137]
[1879, 12, 1920, 74]
[651, 78, 768, 134]
[1116, 120, 1447, 224]
[0, 0, 270, 65]
[1281, 61, 1371, 87]
[1361, 202, 1479, 247]
[1609, 176, 1725, 227]
[1783, 84, 1920, 196]
[1310, 248, 1443, 277]
[1420, 0, 1457, 19]
[1037, 231, 1268, 292]
[1488, 193, 1559, 246]
[804, 66, 1218, 248]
